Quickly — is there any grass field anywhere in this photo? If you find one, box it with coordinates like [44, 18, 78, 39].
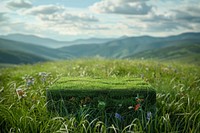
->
[0, 58, 200, 133]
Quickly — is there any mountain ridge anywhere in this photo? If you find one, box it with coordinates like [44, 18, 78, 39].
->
[0, 38, 72, 61]
[58, 32, 200, 58]
[0, 33, 115, 48]
[1, 32, 200, 64]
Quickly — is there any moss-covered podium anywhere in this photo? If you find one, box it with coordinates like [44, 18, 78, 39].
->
[47, 77, 156, 119]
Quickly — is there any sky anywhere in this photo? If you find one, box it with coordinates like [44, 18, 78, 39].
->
[0, 0, 200, 41]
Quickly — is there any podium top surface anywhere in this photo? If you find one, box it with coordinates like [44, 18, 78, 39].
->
[49, 77, 153, 91]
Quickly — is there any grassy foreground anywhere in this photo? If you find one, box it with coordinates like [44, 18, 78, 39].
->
[0, 59, 200, 133]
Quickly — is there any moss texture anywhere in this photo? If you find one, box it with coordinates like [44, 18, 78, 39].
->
[50, 77, 151, 90]
[47, 77, 156, 116]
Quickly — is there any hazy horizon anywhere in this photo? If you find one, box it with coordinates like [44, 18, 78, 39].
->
[0, 0, 200, 41]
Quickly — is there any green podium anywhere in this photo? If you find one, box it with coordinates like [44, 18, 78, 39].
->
[47, 77, 156, 118]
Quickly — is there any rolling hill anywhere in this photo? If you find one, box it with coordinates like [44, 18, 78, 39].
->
[0, 34, 67, 48]
[0, 38, 72, 64]
[59, 32, 200, 59]
[0, 34, 114, 48]
[0, 49, 48, 64]
[125, 43, 200, 65]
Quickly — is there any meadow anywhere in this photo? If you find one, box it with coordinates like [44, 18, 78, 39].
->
[0, 58, 200, 133]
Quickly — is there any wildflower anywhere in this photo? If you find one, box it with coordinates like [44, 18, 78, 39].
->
[16, 88, 26, 98]
[136, 98, 144, 103]
[128, 106, 133, 109]
[135, 94, 144, 103]
[134, 104, 141, 111]
[115, 113, 123, 121]
[26, 78, 34, 86]
[147, 111, 152, 121]
[39, 72, 47, 76]
[39, 72, 47, 83]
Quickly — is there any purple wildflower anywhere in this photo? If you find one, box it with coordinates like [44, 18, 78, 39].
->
[39, 72, 48, 83]
[26, 78, 34, 86]
[147, 111, 152, 121]
[115, 113, 123, 121]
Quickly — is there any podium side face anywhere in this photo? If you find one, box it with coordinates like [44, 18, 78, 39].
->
[47, 77, 156, 117]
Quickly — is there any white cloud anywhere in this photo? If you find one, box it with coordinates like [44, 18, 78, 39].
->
[7, 0, 32, 9]
[140, 3, 200, 32]
[2, 4, 100, 38]
[173, 7, 200, 23]
[35, 13, 100, 36]
[90, 0, 152, 15]
[38, 12, 98, 23]
[1, 0, 200, 40]
[24, 4, 98, 23]
[24, 5, 64, 15]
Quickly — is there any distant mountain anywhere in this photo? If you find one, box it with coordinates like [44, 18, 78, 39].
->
[66, 37, 115, 46]
[1, 32, 200, 64]
[58, 36, 155, 58]
[0, 34, 67, 48]
[59, 32, 200, 58]
[0, 34, 114, 48]
[0, 38, 72, 62]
